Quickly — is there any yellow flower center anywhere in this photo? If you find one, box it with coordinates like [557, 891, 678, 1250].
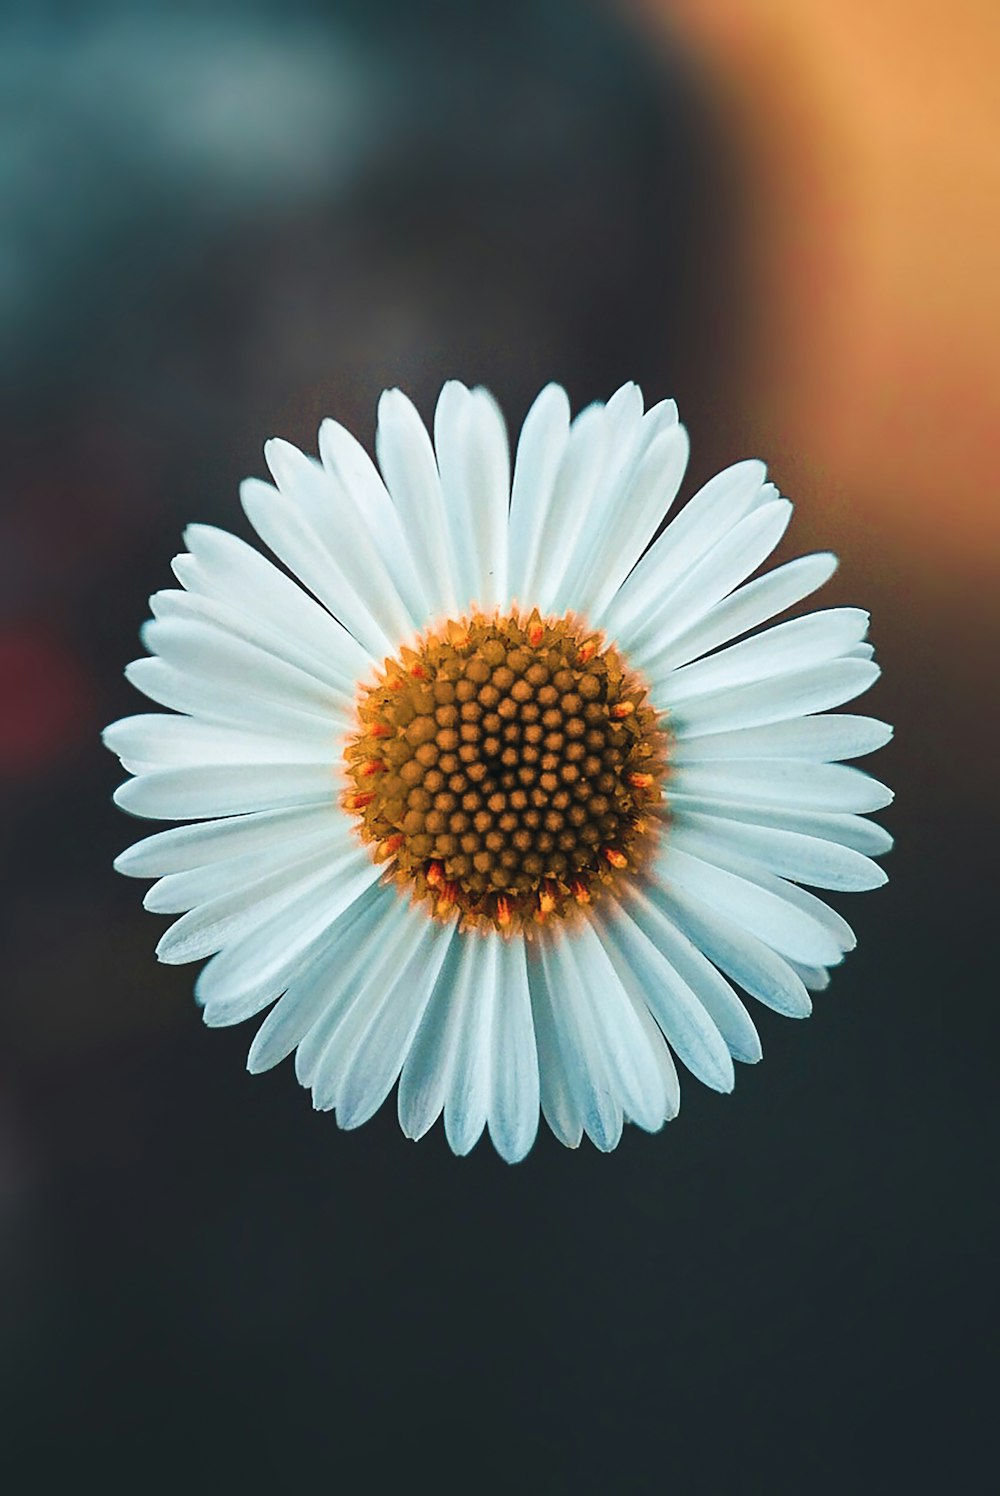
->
[344, 610, 667, 932]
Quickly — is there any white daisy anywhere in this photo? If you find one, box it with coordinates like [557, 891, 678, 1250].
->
[105, 381, 892, 1162]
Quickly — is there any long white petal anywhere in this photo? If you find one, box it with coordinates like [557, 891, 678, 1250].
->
[665, 794, 893, 857]
[487, 937, 540, 1163]
[308, 899, 437, 1111]
[123, 656, 341, 739]
[662, 608, 870, 706]
[104, 714, 336, 776]
[155, 841, 361, 966]
[529, 403, 609, 614]
[525, 943, 584, 1148]
[152, 584, 360, 702]
[619, 883, 762, 1063]
[659, 884, 813, 1018]
[175, 522, 372, 684]
[592, 897, 735, 1091]
[318, 414, 428, 622]
[506, 383, 571, 609]
[432, 383, 510, 613]
[397, 936, 470, 1141]
[139, 617, 352, 726]
[264, 438, 418, 645]
[246, 882, 394, 1073]
[602, 459, 768, 643]
[375, 387, 458, 619]
[240, 475, 396, 659]
[665, 658, 881, 738]
[671, 714, 894, 764]
[564, 422, 690, 621]
[195, 854, 383, 1019]
[143, 818, 347, 913]
[668, 807, 888, 891]
[673, 759, 894, 814]
[114, 762, 338, 821]
[622, 500, 793, 671]
[538, 934, 623, 1151]
[335, 920, 456, 1131]
[113, 804, 340, 878]
[659, 845, 843, 967]
[442, 933, 498, 1156]
[655, 552, 839, 672]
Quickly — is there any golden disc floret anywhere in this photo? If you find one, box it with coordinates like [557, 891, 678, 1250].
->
[343, 610, 668, 932]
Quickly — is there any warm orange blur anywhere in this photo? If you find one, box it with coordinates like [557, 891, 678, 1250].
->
[627, 0, 1000, 602]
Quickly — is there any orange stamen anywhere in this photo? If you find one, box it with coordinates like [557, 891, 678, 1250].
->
[604, 847, 628, 870]
[628, 771, 654, 789]
[345, 790, 375, 811]
[360, 759, 387, 777]
[425, 861, 445, 888]
[369, 722, 391, 739]
[570, 878, 591, 905]
[496, 896, 512, 928]
[528, 621, 544, 647]
[611, 700, 635, 719]
[538, 883, 556, 916]
[578, 638, 598, 664]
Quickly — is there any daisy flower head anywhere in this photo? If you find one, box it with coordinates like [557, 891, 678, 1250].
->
[105, 381, 893, 1162]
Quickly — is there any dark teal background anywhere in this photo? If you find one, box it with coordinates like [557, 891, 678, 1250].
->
[2, 2, 994, 1491]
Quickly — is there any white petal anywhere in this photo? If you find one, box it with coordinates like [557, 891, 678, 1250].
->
[668, 807, 888, 891]
[525, 944, 584, 1148]
[335, 920, 456, 1131]
[308, 899, 438, 1111]
[264, 437, 418, 645]
[149, 588, 356, 708]
[619, 884, 762, 1063]
[155, 840, 360, 966]
[660, 845, 843, 967]
[543, 922, 669, 1142]
[621, 499, 792, 671]
[114, 762, 338, 821]
[291, 886, 416, 1088]
[487, 937, 540, 1163]
[592, 897, 735, 1090]
[375, 388, 458, 619]
[443, 933, 498, 1156]
[142, 818, 349, 913]
[433, 383, 511, 614]
[538, 935, 622, 1152]
[176, 522, 371, 684]
[195, 852, 382, 1020]
[661, 884, 813, 1018]
[506, 383, 571, 609]
[665, 822, 856, 951]
[105, 714, 334, 776]
[562, 421, 690, 621]
[123, 656, 341, 739]
[240, 474, 396, 659]
[397, 936, 470, 1141]
[139, 617, 351, 726]
[528, 403, 609, 615]
[246, 881, 394, 1073]
[666, 794, 893, 858]
[671, 714, 894, 764]
[666, 658, 881, 738]
[113, 804, 339, 878]
[662, 608, 870, 706]
[673, 759, 893, 814]
[602, 459, 768, 643]
[318, 414, 428, 622]
[658, 552, 839, 671]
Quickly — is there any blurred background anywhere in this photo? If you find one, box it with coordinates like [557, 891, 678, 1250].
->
[2, 0, 997, 1489]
